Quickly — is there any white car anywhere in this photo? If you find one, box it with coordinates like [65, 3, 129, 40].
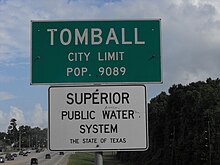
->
[0, 156, 5, 163]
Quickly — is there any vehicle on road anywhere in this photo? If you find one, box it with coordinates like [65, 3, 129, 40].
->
[23, 152, 28, 156]
[0, 156, 5, 163]
[59, 152, 64, 155]
[31, 158, 38, 165]
[36, 149, 40, 153]
[5, 153, 14, 160]
[45, 153, 51, 159]
[19, 150, 24, 155]
[12, 153, 17, 157]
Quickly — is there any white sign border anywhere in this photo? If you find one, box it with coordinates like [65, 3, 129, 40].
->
[48, 85, 149, 152]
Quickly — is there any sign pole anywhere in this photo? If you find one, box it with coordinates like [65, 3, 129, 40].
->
[95, 152, 103, 165]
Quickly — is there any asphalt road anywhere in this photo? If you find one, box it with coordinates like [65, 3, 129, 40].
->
[3, 150, 71, 165]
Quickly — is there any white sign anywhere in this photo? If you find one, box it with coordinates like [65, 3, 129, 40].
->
[48, 85, 148, 151]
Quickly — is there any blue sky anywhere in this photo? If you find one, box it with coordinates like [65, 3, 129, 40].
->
[0, 0, 220, 132]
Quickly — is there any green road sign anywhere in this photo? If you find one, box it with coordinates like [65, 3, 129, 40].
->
[31, 19, 161, 84]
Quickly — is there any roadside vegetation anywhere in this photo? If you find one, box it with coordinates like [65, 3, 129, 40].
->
[1, 78, 220, 165]
[0, 118, 47, 152]
[67, 152, 126, 165]
[117, 78, 220, 165]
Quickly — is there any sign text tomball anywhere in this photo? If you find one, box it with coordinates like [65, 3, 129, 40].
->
[47, 28, 145, 46]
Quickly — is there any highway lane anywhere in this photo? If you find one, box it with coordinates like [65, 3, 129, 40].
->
[4, 150, 70, 165]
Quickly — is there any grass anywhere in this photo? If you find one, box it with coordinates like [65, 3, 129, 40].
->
[67, 152, 94, 165]
[67, 152, 126, 165]
[103, 152, 126, 165]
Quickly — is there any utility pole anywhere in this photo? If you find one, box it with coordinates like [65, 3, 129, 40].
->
[208, 121, 211, 165]
[19, 132, 21, 151]
[171, 126, 176, 165]
[29, 135, 31, 148]
[36, 135, 37, 148]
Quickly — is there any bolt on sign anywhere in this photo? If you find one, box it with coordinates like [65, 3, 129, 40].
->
[48, 85, 148, 151]
[31, 19, 161, 84]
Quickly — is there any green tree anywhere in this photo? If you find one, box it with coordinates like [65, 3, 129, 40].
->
[18, 125, 32, 148]
[117, 78, 220, 165]
[7, 118, 18, 146]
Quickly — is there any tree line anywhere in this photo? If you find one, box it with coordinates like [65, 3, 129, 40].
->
[0, 119, 47, 150]
[117, 78, 220, 165]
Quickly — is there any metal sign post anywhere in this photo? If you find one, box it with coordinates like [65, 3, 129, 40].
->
[95, 152, 103, 165]
[30, 19, 161, 165]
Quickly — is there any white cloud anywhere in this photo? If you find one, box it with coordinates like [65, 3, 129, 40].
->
[28, 103, 48, 129]
[0, 106, 26, 132]
[9, 106, 26, 126]
[0, 91, 15, 101]
[0, 111, 8, 132]
[160, 0, 220, 86]
[0, 74, 15, 82]
[178, 70, 210, 85]
[0, 104, 48, 132]
[0, 0, 220, 130]
[1, 0, 219, 72]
